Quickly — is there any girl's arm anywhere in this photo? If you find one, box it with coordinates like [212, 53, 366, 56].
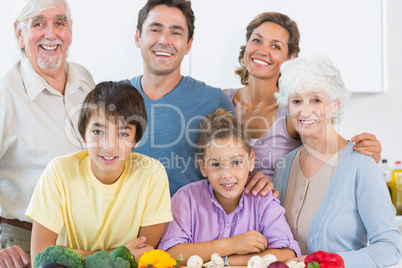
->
[228, 248, 296, 265]
[166, 230, 269, 265]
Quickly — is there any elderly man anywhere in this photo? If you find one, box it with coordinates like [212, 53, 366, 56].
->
[0, 0, 95, 266]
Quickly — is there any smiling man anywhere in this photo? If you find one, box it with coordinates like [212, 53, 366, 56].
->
[0, 0, 95, 267]
[130, 0, 237, 195]
[131, 0, 275, 197]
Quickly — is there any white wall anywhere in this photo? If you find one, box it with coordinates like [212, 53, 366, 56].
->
[0, 0, 401, 164]
[338, 0, 402, 166]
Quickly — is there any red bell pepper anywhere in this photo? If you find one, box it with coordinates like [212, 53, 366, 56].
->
[304, 251, 345, 268]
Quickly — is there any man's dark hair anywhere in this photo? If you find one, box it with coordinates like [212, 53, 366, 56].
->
[137, 0, 195, 42]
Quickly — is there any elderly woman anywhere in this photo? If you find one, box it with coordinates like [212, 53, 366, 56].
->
[273, 55, 401, 267]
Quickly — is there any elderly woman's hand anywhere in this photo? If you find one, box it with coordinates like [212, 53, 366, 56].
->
[351, 132, 382, 163]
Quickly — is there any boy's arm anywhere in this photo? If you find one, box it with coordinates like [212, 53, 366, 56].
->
[31, 221, 154, 262]
[138, 223, 165, 248]
[123, 223, 166, 260]
[30, 221, 58, 263]
[30, 221, 99, 260]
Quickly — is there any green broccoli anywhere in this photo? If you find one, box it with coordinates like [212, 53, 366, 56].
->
[83, 250, 130, 268]
[34, 245, 83, 268]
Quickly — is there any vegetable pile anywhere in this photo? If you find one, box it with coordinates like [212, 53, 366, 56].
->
[34, 246, 83, 268]
[34, 245, 138, 268]
[84, 250, 130, 268]
[247, 254, 305, 268]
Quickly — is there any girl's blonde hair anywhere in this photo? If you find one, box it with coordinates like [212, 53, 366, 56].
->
[197, 108, 251, 159]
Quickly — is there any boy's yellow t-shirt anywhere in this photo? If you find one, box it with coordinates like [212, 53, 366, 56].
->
[26, 151, 173, 251]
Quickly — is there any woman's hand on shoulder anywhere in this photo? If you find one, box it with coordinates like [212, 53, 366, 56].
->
[245, 172, 279, 198]
[351, 132, 382, 163]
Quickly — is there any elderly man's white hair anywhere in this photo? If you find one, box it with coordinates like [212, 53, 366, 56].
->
[275, 55, 351, 123]
[14, 0, 72, 58]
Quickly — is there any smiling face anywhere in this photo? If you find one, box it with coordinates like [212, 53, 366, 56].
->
[15, 3, 72, 73]
[85, 111, 137, 184]
[244, 22, 291, 81]
[199, 137, 255, 208]
[135, 4, 193, 77]
[288, 91, 339, 140]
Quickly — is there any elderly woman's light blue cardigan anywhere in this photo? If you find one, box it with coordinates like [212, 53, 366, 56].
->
[273, 142, 402, 267]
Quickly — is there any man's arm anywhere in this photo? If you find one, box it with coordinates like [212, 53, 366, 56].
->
[0, 246, 31, 268]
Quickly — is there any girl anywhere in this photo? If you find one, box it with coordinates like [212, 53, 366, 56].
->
[158, 108, 300, 265]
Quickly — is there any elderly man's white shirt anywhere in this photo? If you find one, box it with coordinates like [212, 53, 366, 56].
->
[0, 58, 95, 222]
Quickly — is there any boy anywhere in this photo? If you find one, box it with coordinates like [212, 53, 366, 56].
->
[26, 81, 172, 262]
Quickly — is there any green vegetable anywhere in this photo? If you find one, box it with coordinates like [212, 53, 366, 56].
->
[83, 250, 130, 268]
[34, 245, 83, 268]
[110, 246, 138, 268]
[307, 261, 320, 268]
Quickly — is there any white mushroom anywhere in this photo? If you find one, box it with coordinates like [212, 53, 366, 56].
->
[187, 255, 204, 268]
[204, 261, 213, 268]
[211, 253, 224, 267]
[256, 260, 274, 268]
[292, 262, 306, 268]
[286, 260, 306, 268]
[262, 254, 277, 263]
[247, 255, 263, 268]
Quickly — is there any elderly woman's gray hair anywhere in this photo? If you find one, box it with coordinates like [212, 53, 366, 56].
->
[275, 55, 350, 123]
[14, 0, 72, 57]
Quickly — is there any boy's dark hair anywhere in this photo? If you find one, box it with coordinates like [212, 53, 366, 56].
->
[197, 108, 251, 160]
[78, 81, 147, 143]
[137, 0, 195, 42]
